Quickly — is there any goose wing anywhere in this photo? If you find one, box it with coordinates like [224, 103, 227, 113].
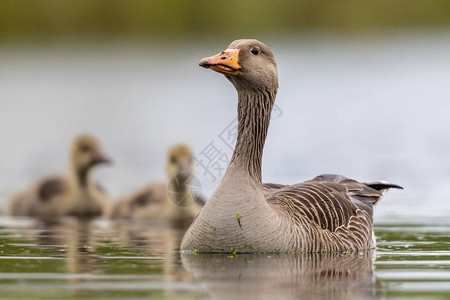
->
[37, 176, 70, 202]
[130, 185, 165, 207]
[262, 183, 288, 197]
[266, 174, 402, 233]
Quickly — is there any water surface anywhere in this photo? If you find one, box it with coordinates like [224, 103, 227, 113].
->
[0, 217, 448, 299]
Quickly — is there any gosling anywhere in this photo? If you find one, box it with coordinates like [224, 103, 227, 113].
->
[9, 134, 111, 220]
[108, 144, 204, 225]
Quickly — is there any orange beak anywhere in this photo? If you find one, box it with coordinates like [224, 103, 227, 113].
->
[199, 49, 241, 75]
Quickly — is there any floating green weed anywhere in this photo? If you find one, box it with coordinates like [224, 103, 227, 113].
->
[235, 213, 242, 228]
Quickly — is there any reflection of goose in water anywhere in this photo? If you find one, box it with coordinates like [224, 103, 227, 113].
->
[64, 219, 102, 298]
[9, 219, 71, 251]
[22, 219, 100, 274]
[66, 219, 98, 274]
[182, 252, 375, 300]
[7, 218, 101, 297]
[106, 221, 194, 297]
[109, 221, 186, 267]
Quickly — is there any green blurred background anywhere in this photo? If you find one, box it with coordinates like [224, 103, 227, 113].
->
[1, 0, 450, 42]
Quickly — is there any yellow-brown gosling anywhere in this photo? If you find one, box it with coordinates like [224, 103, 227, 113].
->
[108, 144, 204, 225]
[9, 134, 111, 219]
[181, 39, 403, 253]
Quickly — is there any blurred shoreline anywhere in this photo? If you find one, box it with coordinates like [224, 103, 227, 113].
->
[1, 0, 450, 43]
[1, 27, 450, 48]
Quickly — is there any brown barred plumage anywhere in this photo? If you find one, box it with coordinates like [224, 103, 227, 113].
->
[263, 175, 401, 251]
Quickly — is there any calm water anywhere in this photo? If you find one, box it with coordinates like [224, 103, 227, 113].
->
[0, 217, 448, 299]
[0, 32, 450, 298]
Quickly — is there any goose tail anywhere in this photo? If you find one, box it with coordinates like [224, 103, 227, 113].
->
[364, 181, 403, 197]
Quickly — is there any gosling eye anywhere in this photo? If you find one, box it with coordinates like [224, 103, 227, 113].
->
[250, 47, 260, 55]
[170, 155, 177, 164]
[79, 144, 91, 153]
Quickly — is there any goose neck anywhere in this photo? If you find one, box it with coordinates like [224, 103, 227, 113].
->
[168, 177, 193, 206]
[229, 88, 276, 184]
[72, 166, 91, 189]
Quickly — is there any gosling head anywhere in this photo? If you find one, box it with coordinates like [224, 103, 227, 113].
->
[166, 144, 194, 185]
[70, 134, 111, 174]
[199, 39, 278, 92]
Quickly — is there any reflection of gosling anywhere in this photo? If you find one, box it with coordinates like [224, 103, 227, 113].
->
[9, 134, 111, 219]
[108, 144, 204, 224]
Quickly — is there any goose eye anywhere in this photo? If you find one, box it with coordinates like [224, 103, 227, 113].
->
[250, 47, 260, 55]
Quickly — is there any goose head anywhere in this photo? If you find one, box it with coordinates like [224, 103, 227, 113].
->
[199, 39, 279, 92]
[166, 144, 194, 184]
[70, 134, 111, 174]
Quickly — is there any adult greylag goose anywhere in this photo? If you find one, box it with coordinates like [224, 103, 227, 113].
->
[108, 144, 204, 224]
[181, 39, 402, 253]
[8, 134, 111, 219]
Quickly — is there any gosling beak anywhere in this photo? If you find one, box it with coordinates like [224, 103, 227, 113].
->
[92, 151, 112, 165]
[176, 162, 193, 181]
[199, 49, 241, 75]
